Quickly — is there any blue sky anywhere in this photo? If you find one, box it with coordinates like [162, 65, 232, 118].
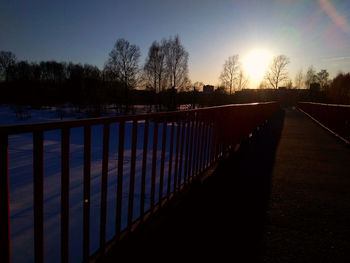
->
[1, 0, 350, 87]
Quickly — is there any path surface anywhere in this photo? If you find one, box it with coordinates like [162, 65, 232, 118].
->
[101, 108, 350, 262]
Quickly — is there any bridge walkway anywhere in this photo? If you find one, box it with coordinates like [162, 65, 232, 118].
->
[101, 108, 350, 262]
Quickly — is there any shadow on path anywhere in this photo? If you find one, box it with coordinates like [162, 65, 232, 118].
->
[102, 110, 285, 262]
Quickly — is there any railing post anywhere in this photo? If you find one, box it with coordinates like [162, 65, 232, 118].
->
[99, 123, 110, 251]
[0, 133, 10, 263]
[140, 119, 149, 221]
[61, 128, 70, 263]
[159, 118, 167, 205]
[167, 120, 175, 198]
[116, 121, 125, 237]
[173, 117, 181, 193]
[194, 112, 202, 176]
[127, 120, 138, 229]
[83, 126, 91, 263]
[187, 113, 194, 182]
[178, 116, 186, 189]
[183, 113, 191, 184]
[33, 131, 44, 263]
[150, 119, 159, 210]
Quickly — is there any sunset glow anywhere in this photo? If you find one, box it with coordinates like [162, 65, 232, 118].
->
[243, 49, 272, 84]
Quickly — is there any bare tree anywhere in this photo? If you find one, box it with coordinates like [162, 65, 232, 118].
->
[237, 68, 249, 90]
[163, 35, 189, 91]
[104, 39, 140, 111]
[144, 40, 166, 93]
[264, 55, 290, 89]
[258, 80, 268, 89]
[316, 69, 329, 89]
[0, 51, 17, 81]
[220, 55, 239, 94]
[294, 69, 304, 89]
[305, 66, 317, 89]
[105, 38, 141, 89]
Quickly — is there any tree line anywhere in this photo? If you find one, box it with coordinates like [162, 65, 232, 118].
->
[218, 52, 349, 104]
[0, 35, 190, 110]
[1, 37, 350, 108]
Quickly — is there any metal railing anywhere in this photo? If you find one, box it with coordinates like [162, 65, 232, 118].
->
[0, 102, 280, 263]
[298, 102, 350, 142]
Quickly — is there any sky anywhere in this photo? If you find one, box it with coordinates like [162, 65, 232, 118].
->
[1, 0, 350, 88]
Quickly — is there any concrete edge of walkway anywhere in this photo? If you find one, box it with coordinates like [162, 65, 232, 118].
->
[297, 107, 350, 147]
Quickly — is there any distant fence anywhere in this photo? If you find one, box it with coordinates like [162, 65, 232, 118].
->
[0, 102, 280, 263]
[298, 102, 350, 142]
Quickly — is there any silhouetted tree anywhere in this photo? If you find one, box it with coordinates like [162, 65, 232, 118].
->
[11, 61, 32, 81]
[163, 35, 189, 91]
[39, 61, 65, 83]
[294, 69, 304, 89]
[265, 55, 290, 89]
[105, 38, 140, 89]
[326, 73, 350, 104]
[105, 39, 140, 111]
[214, 86, 226, 94]
[258, 80, 268, 89]
[220, 55, 239, 94]
[0, 51, 17, 82]
[286, 80, 293, 89]
[316, 69, 329, 90]
[144, 40, 166, 93]
[305, 66, 317, 89]
[237, 68, 249, 91]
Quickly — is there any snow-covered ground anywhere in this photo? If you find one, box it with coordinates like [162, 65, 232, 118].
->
[1, 105, 210, 263]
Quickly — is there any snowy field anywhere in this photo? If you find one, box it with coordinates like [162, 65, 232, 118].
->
[1, 105, 210, 263]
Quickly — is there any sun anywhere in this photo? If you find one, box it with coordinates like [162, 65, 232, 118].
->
[243, 49, 272, 85]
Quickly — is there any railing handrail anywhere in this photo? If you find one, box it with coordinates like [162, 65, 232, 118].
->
[298, 101, 350, 108]
[0, 102, 276, 135]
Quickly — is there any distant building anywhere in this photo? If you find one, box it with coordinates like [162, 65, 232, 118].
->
[203, 85, 214, 94]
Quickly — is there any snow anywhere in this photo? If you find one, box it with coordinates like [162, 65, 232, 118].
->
[0, 105, 212, 263]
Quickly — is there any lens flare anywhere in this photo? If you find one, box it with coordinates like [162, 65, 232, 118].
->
[318, 0, 350, 33]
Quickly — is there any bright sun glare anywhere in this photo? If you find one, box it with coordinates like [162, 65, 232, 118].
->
[243, 49, 272, 84]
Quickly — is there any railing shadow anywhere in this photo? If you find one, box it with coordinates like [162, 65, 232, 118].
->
[101, 109, 285, 262]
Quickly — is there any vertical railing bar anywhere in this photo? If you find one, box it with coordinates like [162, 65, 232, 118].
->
[206, 121, 211, 167]
[127, 120, 138, 230]
[173, 117, 181, 193]
[159, 119, 168, 200]
[199, 117, 206, 173]
[211, 118, 216, 163]
[191, 113, 199, 178]
[187, 113, 194, 182]
[33, 130, 44, 263]
[203, 116, 209, 170]
[116, 121, 125, 237]
[140, 119, 149, 222]
[178, 115, 186, 189]
[150, 119, 159, 210]
[195, 115, 203, 175]
[205, 119, 211, 168]
[99, 123, 110, 251]
[166, 120, 175, 198]
[0, 133, 10, 263]
[128, 120, 137, 230]
[83, 126, 91, 263]
[183, 114, 191, 185]
[159, 118, 167, 205]
[61, 128, 70, 263]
